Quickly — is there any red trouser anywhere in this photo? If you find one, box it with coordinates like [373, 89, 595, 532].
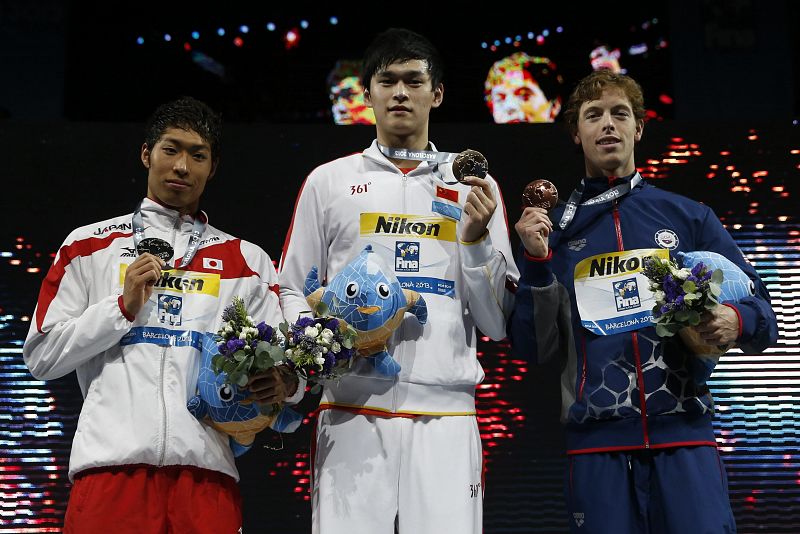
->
[63, 465, 242, 534]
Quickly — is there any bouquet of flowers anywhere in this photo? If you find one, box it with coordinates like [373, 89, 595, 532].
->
[212, 296, 286, 390]
[641, 255, 723, 339]
[280, 314, 358, 388]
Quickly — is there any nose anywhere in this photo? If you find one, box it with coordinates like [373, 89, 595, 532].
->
[393, 82, 408, 101]
[601, 111, 615, 131]
[173, 153, 189, 175]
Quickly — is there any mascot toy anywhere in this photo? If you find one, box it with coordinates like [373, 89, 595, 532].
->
[677, 250, 755, 385]
[303, 245, 428, 376]
[187, 334, 302, 457]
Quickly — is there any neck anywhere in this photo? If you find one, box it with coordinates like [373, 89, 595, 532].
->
[146, 194, 198, 217]
[377, 129, 430, 168]
[585, 162, 636, 180]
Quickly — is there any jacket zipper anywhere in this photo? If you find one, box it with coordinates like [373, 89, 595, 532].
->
[393, 171, 409, 413]
[157, 345, 168, 465]
[612, 198, 650, 448]
[158, 217, 180, 465]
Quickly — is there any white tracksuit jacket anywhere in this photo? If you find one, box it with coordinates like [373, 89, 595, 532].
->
[279, 140, 519, 415]
[23, 198, 300, 481]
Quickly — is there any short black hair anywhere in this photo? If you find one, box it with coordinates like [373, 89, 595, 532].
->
[361, 28, 444, 90]
[144, 97, 222, 163]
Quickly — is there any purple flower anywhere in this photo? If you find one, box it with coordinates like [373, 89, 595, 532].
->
[217, 342, 228, 355]
[691, 263, 705, 277]
[221, 303, 237, 323]
[295, 316, 315, 328]
[257, 321, 273, 341]
[226, 338, 246, 353]
[325, 318, 339, 331]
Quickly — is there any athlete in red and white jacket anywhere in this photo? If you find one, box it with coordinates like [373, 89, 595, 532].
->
[23, 98, 300, 533]
[24, 197, 297, 481]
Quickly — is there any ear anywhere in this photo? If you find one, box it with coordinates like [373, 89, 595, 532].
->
[634, 119, 644, 142]
[431, 83, 444, 109]
[364, 87, 373, 108]
[573, 131, 582, 146]
[141, 143, 151, 169]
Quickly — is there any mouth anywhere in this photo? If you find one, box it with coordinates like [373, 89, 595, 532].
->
[165, 180, 191, 191]
[357, 306, 381, 315]
[597, 136, 620, 147]
[389, 106, 411, 114]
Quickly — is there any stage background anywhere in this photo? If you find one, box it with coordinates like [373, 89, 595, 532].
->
[1, 0, 799, 532]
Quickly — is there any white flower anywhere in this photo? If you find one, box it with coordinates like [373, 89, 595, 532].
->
[315, 356, 325, 366]
[321, 329, 334, 344]
[238, 330, 248, 340]
[285, 349, 294, 357]
[224, 323, 233, 334]
[332, 342, 341, 353]
[246, 315, 255, 324]
[343, 338, 353, 349]
[304, 326, 318, 337]
[322, 347, 328, 354]
[653, 290, 665, 302]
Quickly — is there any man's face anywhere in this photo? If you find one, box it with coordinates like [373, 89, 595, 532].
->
[490, 71, 558, 123]
[574, 88, 643, 177]
[365, 59, 443, 139]
[142, 127, 216, 215]
[330, 76, 376, 125]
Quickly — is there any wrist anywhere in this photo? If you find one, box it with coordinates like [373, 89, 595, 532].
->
[118, 295, 135, 322]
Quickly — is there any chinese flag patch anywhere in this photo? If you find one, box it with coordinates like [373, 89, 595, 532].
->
[436, 186, 459, 203]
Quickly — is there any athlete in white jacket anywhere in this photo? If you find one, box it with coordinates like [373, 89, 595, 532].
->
[24, 98, 300, 533]
[279, 29, 518, 534]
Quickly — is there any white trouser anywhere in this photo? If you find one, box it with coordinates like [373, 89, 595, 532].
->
[312, 410, 484, 534]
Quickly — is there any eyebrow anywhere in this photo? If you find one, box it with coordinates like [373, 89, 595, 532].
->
[583, 103, 632, 113]
[161, 137, 211, 151]
[375, 69, 428, 78]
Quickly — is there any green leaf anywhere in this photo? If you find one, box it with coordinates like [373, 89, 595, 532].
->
[682, 280, 696, 293]
[674, 309, 690, 322]
[310, 383, 322, 395]
[709, 283, 721, 297]
[279, 321, 289, 337]
[315, 301, 330, 317]
[683, 292, 699, 302]
[233, 349, 247, 362]
[686, 310, 701, 326]
[228, 372, 248, 388]
[268, 345, 285, 363]
[711, 269, 724, 284]
[656, 323, 676, 337]
[222, 359, 238, 375]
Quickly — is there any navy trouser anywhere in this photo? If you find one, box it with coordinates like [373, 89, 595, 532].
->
[565, 446, 736, 534]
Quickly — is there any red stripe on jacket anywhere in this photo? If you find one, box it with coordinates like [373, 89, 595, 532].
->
[36, 231, 132, 333]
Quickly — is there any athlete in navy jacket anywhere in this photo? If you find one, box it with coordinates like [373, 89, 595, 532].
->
[510, 70, 778, 533]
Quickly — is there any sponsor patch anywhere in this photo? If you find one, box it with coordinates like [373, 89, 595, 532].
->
[120, 265, 220, 296]
[360, 213, 456, 242]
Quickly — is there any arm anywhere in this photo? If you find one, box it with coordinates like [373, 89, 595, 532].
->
[278, 174, 327, 324]
[694, 208, 778, 352]
[23, 235, 163, 380]
[507, 207, 573, 364]
[459, 175, 520, 341]
[243, 242, 304, 405]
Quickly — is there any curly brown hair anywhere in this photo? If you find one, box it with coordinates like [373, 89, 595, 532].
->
[562, 70, 645, 135]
